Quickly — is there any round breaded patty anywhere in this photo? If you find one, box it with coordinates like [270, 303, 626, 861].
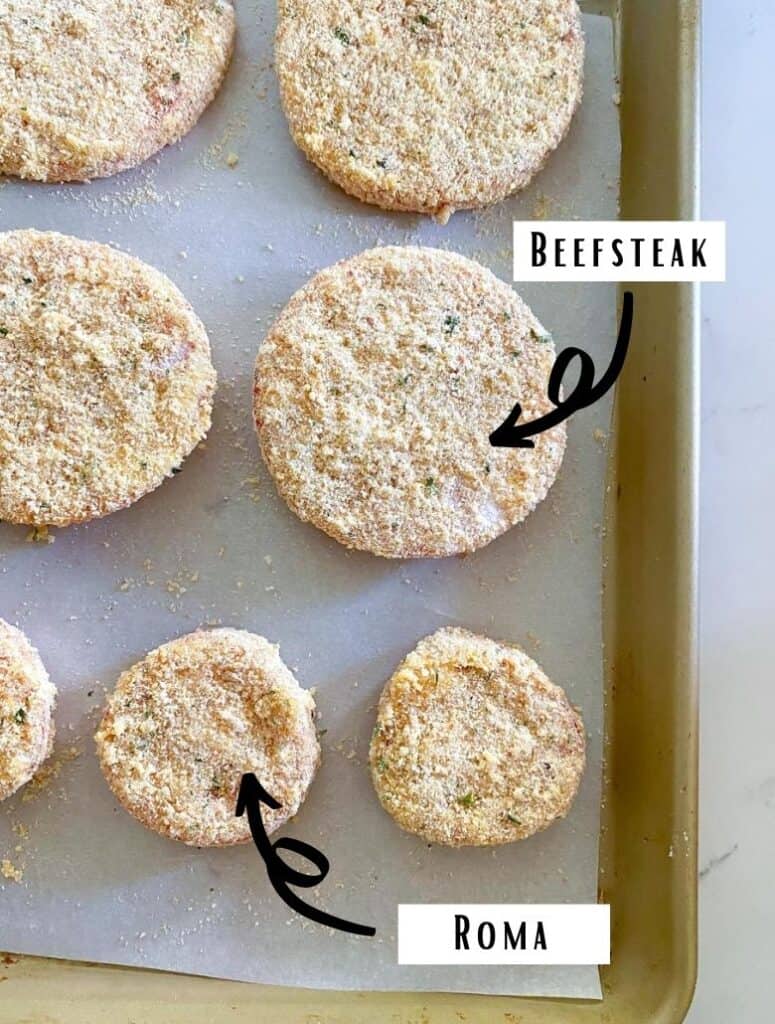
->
[0, 230, 216, 527]
[369, 627, 585, 846]
[0, 619, 56, 802]
[95, 629, 320, 847]
[276, 0, 583, 220]
[254, 246, 565, 559]
[0, 0, 235, 182]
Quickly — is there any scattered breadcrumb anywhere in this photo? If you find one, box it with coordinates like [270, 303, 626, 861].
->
[21, 745, 81, 803]
[25, 526, 54, 545]
[1, 859, 23, 883]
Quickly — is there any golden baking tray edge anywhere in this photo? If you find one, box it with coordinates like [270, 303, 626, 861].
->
[0, 0, 700, 1020]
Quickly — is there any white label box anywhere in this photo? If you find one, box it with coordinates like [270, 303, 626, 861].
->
[512, 220, 726, 281]
[397, 904, 610, 965]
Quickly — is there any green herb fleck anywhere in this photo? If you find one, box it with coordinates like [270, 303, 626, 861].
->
[443, 313, 460, 334]
[140, 460, 148, 470]
[457, 792, 477, 808]
[502, 310, 512, 321]
[348, 147, 358, 158]
[506, 812, 522, 825]
[485, 463, 491, 475]
[14, 708, 26, 724]
[416, 14, 432, 26]
[334, 26, 350, 44]
[376, 758, 388, 773]
[171, 465, 182, 475]
[0, 327, 8, 337]
[171, 71, 181, 83]
[397, 373, 411, 387]
[22, 276, 33, 284]
[376, 157, 388, 169]
[424, 476, 437, 494]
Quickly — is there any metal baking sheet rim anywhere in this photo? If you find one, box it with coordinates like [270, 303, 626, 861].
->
[0, 0, 700, 1020]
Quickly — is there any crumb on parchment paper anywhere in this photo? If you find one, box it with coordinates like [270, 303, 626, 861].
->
[26, 525, 54, 545]
[1, 859, 23, 883]
[21, 744, 81, 803]
[60, 165, 187, 220]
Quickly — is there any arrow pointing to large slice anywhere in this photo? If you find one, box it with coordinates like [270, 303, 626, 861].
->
[489, 291, 634, 449]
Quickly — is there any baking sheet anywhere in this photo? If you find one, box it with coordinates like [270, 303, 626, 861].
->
[0, 5, 619, 1001]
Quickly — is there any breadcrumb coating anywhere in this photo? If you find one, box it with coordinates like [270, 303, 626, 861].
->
[0, 0, 235, 182]
[0, 230, 216, 527]
[254, 246, 565, 558]
[370, 627, 585, 846]
[95, 629, 321, 847]
[0, 619, 56, 802]
[276, 0, 583, 219]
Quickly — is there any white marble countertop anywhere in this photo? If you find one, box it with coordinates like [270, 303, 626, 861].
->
[688, 2, 774, 1021]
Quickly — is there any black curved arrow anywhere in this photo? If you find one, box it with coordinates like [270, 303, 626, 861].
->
[236, 772, 376, 937]
[489, 290, 634, 449]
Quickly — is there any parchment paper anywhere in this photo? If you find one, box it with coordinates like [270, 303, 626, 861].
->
[0, 6, 619, 1000]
